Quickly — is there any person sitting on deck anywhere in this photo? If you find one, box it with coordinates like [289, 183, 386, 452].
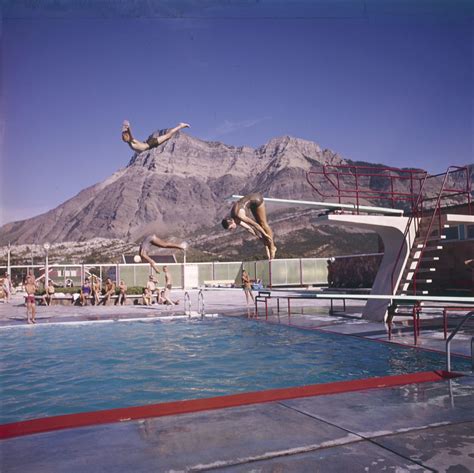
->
[116, 280, 127, 306]
[91, 276, 101, 305]
[102, 278, 116, 305]
[42, 280, 55, 306]
[137, 235, 187, 275]
[143, 287, 153, 306]
[121, 120, 190, 153]
[80, 278, 92, 306]
[222, 192, 277, 259]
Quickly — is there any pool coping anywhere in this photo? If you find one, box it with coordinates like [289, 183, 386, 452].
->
[0, 370, 461, 440]
[259, 316, 473, 360]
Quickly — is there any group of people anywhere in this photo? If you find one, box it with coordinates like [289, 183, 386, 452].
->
[122, 120, 277, 272]
[143, 266, 179, 306]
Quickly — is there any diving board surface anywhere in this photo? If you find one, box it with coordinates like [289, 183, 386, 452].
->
[230, 195, 404, 216]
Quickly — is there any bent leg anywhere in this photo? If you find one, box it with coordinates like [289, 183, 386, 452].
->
[253, 203, 277, 259]
[138, 249, 160, 274]
[252, 203, 273, 240]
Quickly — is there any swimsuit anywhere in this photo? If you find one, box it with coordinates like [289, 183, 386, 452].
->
[232, 193, 264, 217]
[25, 295, 35, 304]
[82, 286, 91, 295]
[141, 234, 156, 254]
[145, 129, 169, 148]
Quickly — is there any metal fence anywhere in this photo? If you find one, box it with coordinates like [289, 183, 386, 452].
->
[0, 253, 383, 290]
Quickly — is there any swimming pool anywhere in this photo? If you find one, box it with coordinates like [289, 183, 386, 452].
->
[0, 317, 469, 424]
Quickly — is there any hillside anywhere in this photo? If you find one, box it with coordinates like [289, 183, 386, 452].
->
[0, 132, 471, 263]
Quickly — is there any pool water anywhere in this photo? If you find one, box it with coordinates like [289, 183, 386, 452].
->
[0, 317, 469, 423]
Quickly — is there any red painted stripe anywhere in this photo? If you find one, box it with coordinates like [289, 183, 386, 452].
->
[0, 370, 459, 440]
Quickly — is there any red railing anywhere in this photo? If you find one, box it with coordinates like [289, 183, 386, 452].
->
[391, 166, 472, 295]
[305, 163, 472, 296]
[409, 166, 471, 295]
[389, 172, 430, 292]
[306, 165, 427, 214]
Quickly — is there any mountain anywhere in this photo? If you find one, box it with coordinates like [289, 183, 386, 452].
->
[0, 133, 471, 262]
[0, 133, 339, 244]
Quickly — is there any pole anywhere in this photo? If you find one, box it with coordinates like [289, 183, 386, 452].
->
[45, 250, 49, 289]
[183, 249, 187, 289]
[43, 243, 50, 290]
[7, 242, 11, 277]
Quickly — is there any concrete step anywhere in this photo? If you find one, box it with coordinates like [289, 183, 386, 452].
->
[398, 289, 429, 295]
[410, 255, 440, 262]
[414, 235, 446, 244]
[411, 245, 443, 253]
[403, 267, 436, 274]
[400, 278, 433, 284]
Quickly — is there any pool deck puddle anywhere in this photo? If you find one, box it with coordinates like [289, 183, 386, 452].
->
[1, 289, 473, 472]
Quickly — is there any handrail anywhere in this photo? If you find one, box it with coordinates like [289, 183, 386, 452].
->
[198, 289, 205, 318]
[411, 166, 469, 294]
[446, 310, 474, 372]
[390, 171, 430, 293]
[391, 165, 472, 294]
[184, 291, 191, 317]
[306, 165, 427, 214]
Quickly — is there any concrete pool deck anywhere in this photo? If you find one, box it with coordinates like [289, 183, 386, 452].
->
[1, 289, 473, 472]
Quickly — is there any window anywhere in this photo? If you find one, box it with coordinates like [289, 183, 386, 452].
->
[467, 224, 474, 240]
[443, 226, 459, 241]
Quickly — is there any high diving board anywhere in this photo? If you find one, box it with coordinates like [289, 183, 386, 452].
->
[230, 195, 404, 216]
[308, 294, 474, 304]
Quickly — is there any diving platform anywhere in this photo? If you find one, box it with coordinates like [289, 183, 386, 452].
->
[232, 164, 472, 323]
[230, 195, 404, 216]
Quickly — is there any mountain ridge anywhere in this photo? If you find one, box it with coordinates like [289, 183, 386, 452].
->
[1, 132, 471, 263]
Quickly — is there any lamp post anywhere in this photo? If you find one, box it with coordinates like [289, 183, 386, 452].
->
[7, 242, 11, 278]
[43, 243, 50, 289]
[181, 242, 188, 290]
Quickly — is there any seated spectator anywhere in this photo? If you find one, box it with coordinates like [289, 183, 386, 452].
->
[102, 278, 116, 305]
[157, 289, 166, 305]
[143, 287, 152, 306]
[91, 276, 101, 305]
[116, 280, 127, 305]
[146, 275, 158, 303]
[80, 278, 92, 306]
[42, 280, 55, 306]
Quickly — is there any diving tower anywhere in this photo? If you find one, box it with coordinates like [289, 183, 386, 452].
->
[235, 164, 473, 322]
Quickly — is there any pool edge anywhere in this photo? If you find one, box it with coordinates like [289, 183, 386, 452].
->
[0, 370, 461, 440]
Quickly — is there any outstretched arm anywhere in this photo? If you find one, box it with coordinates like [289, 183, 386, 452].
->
[122, 120, 150, 153]
[238, 214, 273, 242]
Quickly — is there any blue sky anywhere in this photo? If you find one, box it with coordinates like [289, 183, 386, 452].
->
[0, 1, 473, 225]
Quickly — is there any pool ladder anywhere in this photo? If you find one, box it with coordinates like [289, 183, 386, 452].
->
[446, 310, 474, 372]
[184, 292, 192, 316]
[183, 290, 205, 319]
[198, 290, 205, 318]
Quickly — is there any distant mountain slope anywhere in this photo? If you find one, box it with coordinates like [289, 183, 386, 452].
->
[0, 133, 471, 262]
